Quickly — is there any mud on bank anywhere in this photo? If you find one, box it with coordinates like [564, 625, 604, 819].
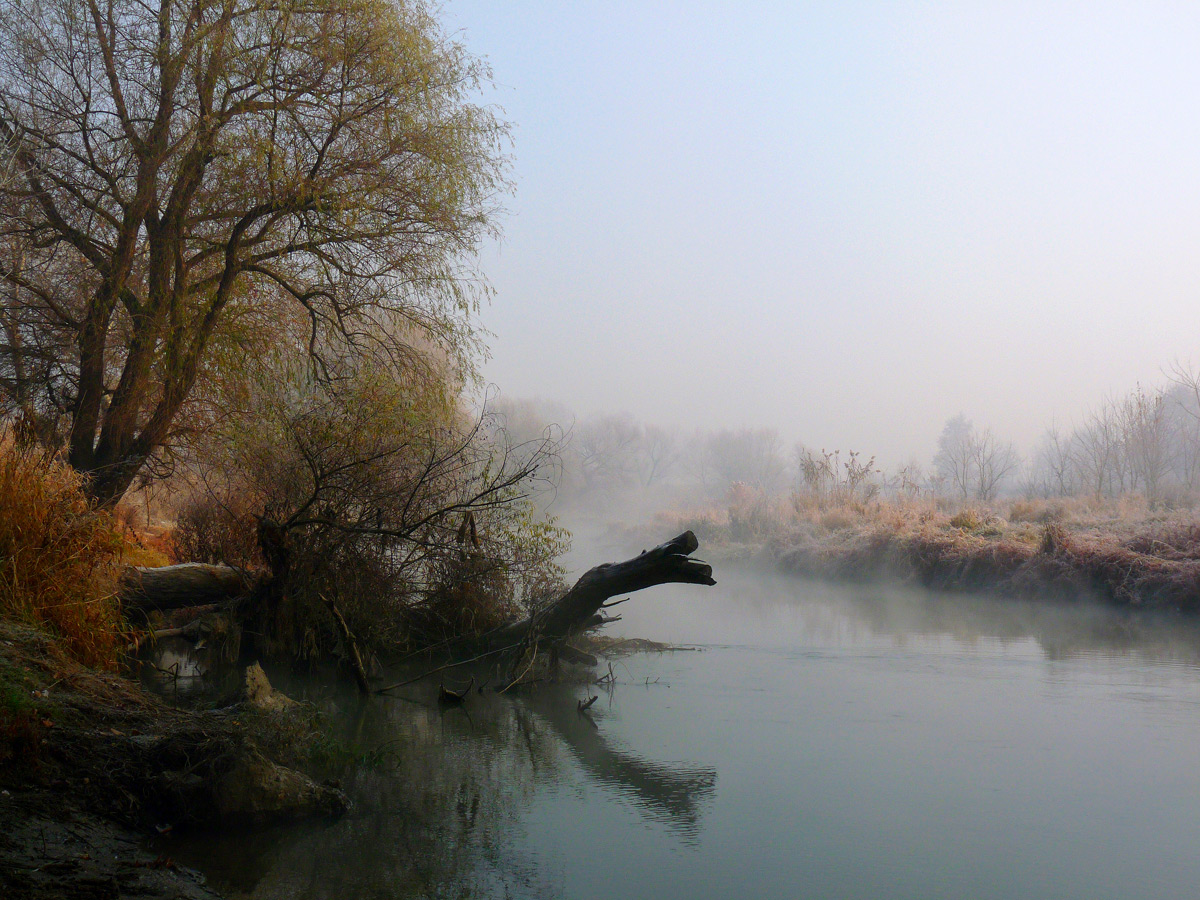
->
[0, 623, 347, 900]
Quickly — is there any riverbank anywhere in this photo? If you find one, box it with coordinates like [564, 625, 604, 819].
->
[0, 622, 347, 900]
[774, 520, 1200, 608]
[633, 496, 1200, 609]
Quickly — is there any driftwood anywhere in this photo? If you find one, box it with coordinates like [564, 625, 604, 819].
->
[119, 563, 251, 612]
[491, 530, 715, 650]
[323, 596, 371, 696]
[438, 677, 474, 705]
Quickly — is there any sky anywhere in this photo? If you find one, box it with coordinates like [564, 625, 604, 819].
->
[444, 1, 1200, 467]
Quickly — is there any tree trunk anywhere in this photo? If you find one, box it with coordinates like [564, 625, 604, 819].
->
[489, 530, 715, 650]
[119, 563, 252, 612]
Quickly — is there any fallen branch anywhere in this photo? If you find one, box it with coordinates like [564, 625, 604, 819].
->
[438, 676, 474, 705]
[322, 596, 371, 696]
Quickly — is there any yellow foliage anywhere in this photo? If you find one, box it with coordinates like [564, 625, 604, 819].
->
[0, 438, 127, 667]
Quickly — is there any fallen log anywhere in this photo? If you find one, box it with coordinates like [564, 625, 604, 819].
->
[119, 563, 252, 612]
[491, 530, 715, 650]
[374, 531, 715, 695]
[127, 533, 713, 694]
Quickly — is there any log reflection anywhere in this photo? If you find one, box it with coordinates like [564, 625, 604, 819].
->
[527, 692, 717, 838]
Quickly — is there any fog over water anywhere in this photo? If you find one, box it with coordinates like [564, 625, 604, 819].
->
[156, 6, 1200, 897]
[169, 566, 1200, 900]
[445, 1, 1200, 465]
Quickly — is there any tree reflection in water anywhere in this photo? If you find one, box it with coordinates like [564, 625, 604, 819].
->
[167, 679, 717, 899]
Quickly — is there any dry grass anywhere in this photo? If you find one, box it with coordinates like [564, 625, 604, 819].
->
[633, 487, 1200, 608]
[0, 438, 128, 667]
[112, 500, 173, 567]
[769, 518, 1200, 608]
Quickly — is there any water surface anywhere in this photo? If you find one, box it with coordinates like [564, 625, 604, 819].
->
[171, 567, 1200, 900]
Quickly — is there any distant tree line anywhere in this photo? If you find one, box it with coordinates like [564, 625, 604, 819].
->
[499, 366, 1200, 514]
[1023, 373, 1200, 505]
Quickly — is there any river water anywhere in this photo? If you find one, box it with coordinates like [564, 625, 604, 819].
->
[169, 564, 1200, 900]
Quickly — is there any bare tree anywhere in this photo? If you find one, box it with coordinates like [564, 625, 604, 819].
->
[1168, 364, 1200, 493]
[970, 427, 1019, 502]
[1028, 424, 1075, 498]
[1119, 385, 1171, 503]
[639, 424, 678, 488]
[0, 0, 505, 504]
[574, 413, 641, 493]
[706, 428, 786, 493]
[933, 414, 1017, 502]
[933, 414, 974, 500]
[1073, 403, 1121, 499]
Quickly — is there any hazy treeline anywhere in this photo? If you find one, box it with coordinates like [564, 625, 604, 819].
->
[1024, 372, 1200, 504]
[493, 398, 796, 517]
[499, 366, 1200, 519]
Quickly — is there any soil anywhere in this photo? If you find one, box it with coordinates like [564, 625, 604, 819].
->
[0, 787, 221, 900]
[0, 622, 346, 900]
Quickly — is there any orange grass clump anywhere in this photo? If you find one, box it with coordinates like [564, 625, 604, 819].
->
[0, 438, 127, 668]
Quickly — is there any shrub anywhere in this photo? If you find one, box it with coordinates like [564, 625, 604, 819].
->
[0, 438, 126, 667]
[818, 507, 859, 530]
[949, 508, 984, 530]
[186, 349, 569, 658]
[167, 493, 262, 568]
[111, 501, 171, 567]
[1008, 498, 1066, 525]
[650, 507, 730, 545]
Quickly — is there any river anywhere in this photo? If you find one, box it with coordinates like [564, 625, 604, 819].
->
[166, 563, 1200, 899]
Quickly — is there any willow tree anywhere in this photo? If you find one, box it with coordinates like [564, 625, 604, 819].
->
[0, 0, 504, 504]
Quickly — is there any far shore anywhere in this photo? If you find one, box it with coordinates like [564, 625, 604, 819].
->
[624, 495, 1200, 611]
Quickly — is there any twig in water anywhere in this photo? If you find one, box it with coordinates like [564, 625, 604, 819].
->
[375, 641, 522, 694]
[594, 662, 615, 685]
[438, 676, 474, 705]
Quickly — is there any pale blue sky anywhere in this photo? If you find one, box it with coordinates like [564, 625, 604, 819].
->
[446, 1, 1200, 465]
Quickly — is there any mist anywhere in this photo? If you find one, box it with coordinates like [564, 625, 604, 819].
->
[9, 3, 1200, 899]
[445, 1, 1200, 467]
